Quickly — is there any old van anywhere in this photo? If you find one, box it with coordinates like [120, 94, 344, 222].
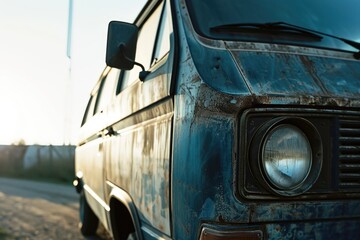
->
[74, 0, 360, 239]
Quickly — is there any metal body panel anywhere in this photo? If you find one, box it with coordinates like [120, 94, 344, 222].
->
[264, 219, 360, 240]
[76, 0, 174, 236]
[75, 136, 110, 230]
[77, 76, 173, 237]
[169, 0, 360, 239]
[105, 98, 173, 235]
[232, 49, 360, 97]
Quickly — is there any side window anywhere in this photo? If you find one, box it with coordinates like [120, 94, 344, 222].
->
[95, 68, 120, 113]
[82, 68, 120, 126]
[120, 1, 165, 91]
[81, 93, 98, 126]
[152, 1, 172, 65]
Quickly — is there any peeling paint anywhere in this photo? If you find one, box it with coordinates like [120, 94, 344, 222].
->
[171, 0, 360, 239]
[77, 0, 360, 239]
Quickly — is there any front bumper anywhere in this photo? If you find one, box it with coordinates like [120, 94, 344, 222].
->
[200, 219, 360, 240]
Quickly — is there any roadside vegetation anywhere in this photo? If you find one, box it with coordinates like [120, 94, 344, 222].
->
[0, 227, 14, 240]
[0, 144, 74, 184]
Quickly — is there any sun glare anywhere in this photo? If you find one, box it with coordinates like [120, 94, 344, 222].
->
[0, 0, 145, 145]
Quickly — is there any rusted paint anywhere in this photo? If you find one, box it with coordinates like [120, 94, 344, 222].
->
[76, 0, 360, 239]
[171, 0, 360, 239]
[250, 201, 360, 222]
[266, 220, 360, 240]
[299, 55, 329, 93]
[105, 99, 173, 235]
[231, 50, 360, 99]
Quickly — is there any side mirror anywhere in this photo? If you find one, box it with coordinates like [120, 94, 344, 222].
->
[106, 21, 138, 70]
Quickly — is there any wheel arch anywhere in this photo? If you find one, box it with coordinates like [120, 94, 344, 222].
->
[108, 184, 143, 240]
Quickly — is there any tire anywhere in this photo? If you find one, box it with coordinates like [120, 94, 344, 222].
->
[79, 191, 99, 236]
[127, 232, 137, 240]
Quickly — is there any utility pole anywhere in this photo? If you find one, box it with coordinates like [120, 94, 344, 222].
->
[67, 0, 73, 60]
[64, 0, 74, 145]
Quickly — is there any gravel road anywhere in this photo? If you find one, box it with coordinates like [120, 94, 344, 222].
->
[0, 177, 109, 240]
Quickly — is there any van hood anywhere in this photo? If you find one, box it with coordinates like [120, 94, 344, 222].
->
[186, 35, 360, 107]
[230, 48, 360, 104]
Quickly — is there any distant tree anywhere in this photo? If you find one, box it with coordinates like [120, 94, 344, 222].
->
[12, 138, 26, 146]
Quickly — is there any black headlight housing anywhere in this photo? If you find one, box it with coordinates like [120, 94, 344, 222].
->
[249, 117, 323, 197]
[238, 108, 360, 200]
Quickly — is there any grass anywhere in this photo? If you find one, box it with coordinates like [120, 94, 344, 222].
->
[0, 228, 14, 240]
[0, 156, 74, 185]
[0, 145, 75, 185]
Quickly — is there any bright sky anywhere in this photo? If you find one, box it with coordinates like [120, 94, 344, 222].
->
[0, 0, 145, 145]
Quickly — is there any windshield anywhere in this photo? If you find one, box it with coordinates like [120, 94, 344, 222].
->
[185, 0, 360, 52]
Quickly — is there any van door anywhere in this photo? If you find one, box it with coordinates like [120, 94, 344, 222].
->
[104, 0, 174, 237]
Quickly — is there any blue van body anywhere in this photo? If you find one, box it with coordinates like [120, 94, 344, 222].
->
[75, 0, 360, 239]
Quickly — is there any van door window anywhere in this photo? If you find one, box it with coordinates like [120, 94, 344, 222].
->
[81, 75, 104, 126]
[120, 1, 164, 91]
[95, 68, 120, 113]
[152, 1, 172, 66]
[81, 95, 97, 126]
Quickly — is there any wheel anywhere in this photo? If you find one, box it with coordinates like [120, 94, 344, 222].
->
[127, 232, 137, 240]
[114, 230, 137, 240]
[79, 191, 99, 236]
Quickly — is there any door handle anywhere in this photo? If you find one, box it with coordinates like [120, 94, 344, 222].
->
[105, 126, 117, 136]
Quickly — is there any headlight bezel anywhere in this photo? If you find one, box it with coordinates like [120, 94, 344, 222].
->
[249, 117, 323, 197]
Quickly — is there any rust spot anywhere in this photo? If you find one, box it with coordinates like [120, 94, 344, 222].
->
[299, 55, 328, 94]
[158, 224, 165, 231]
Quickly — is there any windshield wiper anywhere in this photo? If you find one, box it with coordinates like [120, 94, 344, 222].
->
[211, 22, 323, 41]
[211, 21, 360, 59]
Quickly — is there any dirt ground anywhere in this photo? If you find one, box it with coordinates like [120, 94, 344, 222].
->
[0, 177, 110, 240]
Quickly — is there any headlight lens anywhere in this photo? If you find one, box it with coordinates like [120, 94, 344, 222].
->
[262, 124, 312, 190]
[248, 116, 323, 197]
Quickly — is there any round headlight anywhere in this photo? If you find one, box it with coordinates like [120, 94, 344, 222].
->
[249, 117, 323, 197]
[262, 124, 312, 190]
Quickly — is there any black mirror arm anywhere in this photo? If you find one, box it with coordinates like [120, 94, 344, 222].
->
[119, 44, 150, 81]
[354, 51, 360, 60]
